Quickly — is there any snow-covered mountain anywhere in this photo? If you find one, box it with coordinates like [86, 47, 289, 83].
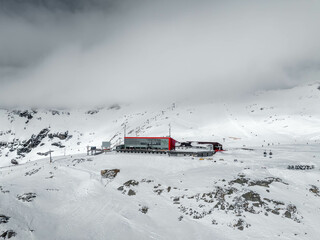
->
[0, 82, 320, 239]
[1, 81, 319, 167]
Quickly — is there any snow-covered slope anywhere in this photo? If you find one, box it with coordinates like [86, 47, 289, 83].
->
[0, 82, 320, 239]
[1, 82, 320, 167]
[0, 145, 319, 239]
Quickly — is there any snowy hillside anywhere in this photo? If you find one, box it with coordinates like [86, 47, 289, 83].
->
[1, 82, 320, 167]
[0, 82, 320, 239]
[0, 145, 319, 239]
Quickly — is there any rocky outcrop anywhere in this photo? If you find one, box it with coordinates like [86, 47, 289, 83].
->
[86, 110, 99, 115]
[0, 215, 9, 224]
[118, 180, 139, 196]
[108, 104, 120, 110]
[0, 230, 16, 239]
[12, 110, 37, 120]
[51, 142, 65, 148]
[309, 185, 319, 196]
[139, 206, 148, 214]
[123, 180, 139, 187]
[72, 158, 92, 165]
[230, 175, 287, 188]
[100, 169, 120, 179]
[17, 193, 37, 202]
[36, 151, 51, 156]
[172, 175, 302, 230]
[10, 159, 18, 165]
[17, 128, 50, 156]
[127, 189, 136, 196]
[25, 168, 41, 176]
[48, 131, 71, 141]
[0, 186, 9, 194]
[233, 218, 250, 231]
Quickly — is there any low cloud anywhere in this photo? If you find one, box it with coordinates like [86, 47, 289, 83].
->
[1, 0, 320, 108]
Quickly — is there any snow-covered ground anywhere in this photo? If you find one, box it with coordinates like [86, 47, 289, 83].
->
[0, 81, 320, 239]
[1, 81, 320, 166]
[0, 145, 319, 239]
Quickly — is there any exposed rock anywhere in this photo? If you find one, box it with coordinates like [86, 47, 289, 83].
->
[284, 211, 291, 218]
[86, 110, 99, 115]
[233, 218, 250, 231]
[0, 215, 10, 224]
[124, 180, 139, 187]
[0, 230, 16, 239]
[17, 128, 50, 156]
[309, 185, 319, 196]
[48, 131, 72, 141]
[154, 189, 164, 195]
[242, 191, 262, 202]
[25, 168, 41, 176]
[249, 179, 274, 187]
[49, 110, 60, 115]
[128, 189, 136, 196]
[173, 197, 180, 202]
[118, 180, 139, 195]
[230, 176, 287, 188]
[139, 206, 148, 214]
[0, 186, 9, 194]
[37, 151, 51, 156]
[51, 142, 65, 148]
[229, 177, 249, 186]
[108, 104, 121, 110]
[12, 110, 36, 120]
[263, 198, 284, 206]
[141, 179, 154, 183]
[72, 158, 92, 165]
[175, 176, 302, 229]
[284, 204, 299, 222]
[10, 159, 18, 165]
[101, 169, 120, 179]
[17, 193, 37, 202]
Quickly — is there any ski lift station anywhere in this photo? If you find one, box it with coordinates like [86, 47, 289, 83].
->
[116, 137, 222, 157]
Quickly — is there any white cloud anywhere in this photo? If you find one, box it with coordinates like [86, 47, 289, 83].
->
[1, 0, 320, 107]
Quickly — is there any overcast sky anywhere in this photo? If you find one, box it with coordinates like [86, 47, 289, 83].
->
[0, 0, 320, 108]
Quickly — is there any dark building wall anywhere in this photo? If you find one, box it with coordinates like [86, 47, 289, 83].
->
[124, 137, 176, 150]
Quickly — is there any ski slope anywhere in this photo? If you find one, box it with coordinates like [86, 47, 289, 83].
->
[0, 81, 320, 239]
[0, 145, 319, 239]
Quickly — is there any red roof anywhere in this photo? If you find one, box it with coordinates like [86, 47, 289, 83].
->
[124, 137, 173, 139]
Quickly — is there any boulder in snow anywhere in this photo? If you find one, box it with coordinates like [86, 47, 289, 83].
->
[100, 169, 120, 179]
[10, 159, 18, 165]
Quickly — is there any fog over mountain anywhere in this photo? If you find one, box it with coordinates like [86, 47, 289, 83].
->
[0, 0, 320, 108]
[1, 3, 320, 239]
